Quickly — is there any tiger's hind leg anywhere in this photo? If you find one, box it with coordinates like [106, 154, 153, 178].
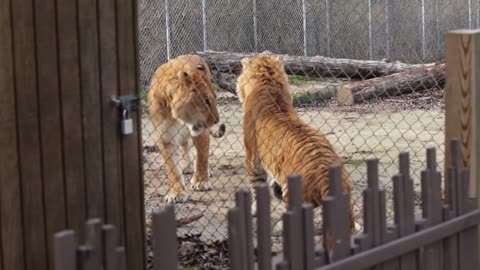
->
[245, 146, 269, 217]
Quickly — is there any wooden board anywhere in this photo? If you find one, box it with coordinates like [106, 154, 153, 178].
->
[0, 0, 24, 269]
[99, 0, 125, 245]
[57, 0, 87, 241]
[78, 0, 105, 221]
[445, 30, 480, 200]
[34, 0, 68, 268]
[116, 0, 147, 269]
[10, 1, 49, 269]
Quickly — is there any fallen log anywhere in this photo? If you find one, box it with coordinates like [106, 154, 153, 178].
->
[197, 50, 436, 80]
[336, 64, 445, 105]
[212, 72, 236, 95]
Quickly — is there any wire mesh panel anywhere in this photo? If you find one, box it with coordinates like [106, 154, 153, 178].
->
[136, 0, 476, 268]
[137, 0, 167, 90]
[256, 0, 304, 55]
[206, 0, 255, 52]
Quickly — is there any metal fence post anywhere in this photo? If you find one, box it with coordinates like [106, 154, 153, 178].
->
[477, 0, 480, 28]
[469, 0, 473, 28]
[385, 0, 390, 59]
[302, 0, 308, 56]
[325, 0, 331, 56]
[164, 0, 171, 60]
[421, 0, 426, 59]
[202, 0, 207, 51]
[368, 0, 373, 60]
[253, 0, 258, 52]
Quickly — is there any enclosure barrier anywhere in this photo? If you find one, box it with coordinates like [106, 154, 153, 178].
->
[53, 138, 480, 269]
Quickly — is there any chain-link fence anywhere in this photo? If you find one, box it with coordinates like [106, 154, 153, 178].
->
[138, 0, 474, 267]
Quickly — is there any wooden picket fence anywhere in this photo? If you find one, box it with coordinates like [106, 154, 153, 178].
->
[53, 138, 480, 270]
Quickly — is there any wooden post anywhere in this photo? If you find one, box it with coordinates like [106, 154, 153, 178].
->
[445, 29, 480, 200]
[445, 29, 480, 261]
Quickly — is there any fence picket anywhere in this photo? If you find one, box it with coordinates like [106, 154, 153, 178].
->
[322, 165, 352, 262]
[85, 219, 102, 270]
[102, 225, 119, 270]
[115, 247, 127, 270]
[302, 204, 315, 270]
[77, 246, 93, 270]
[255, 183, 272, 270]
[353, 158, 393, 269]
[313, 245, 328, 267]
[458, 169, 479, 270]
[283, 211, 299, 269]
[393, 152, 417, 270]
[420, 148, 445, 270]
[54, 231, 77, 270]
[283, 175, 305, 270]
[234, 189, 248, 268]
[228, 207, 243, 270]
[152, 204, 178, 270]
[444, 139, 462, 270]
[241, 188, 255, 270]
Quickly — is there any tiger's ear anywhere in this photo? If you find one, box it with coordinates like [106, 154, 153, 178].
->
[241, 57, 250, 68]
[178, 71, 194, 86]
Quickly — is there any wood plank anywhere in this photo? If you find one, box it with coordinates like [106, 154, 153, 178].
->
[102, 225, 118, 270]
[10, 0, 48, 269]
[56, 0, 87, 240]
[284, 176, 304, 269]
[78, 0, 104, 221]
[458, 169, 479, 270]
[241, 189, 254, 270]
[302, 204, 315, 270]
[115, 247, 127, 270]
[322, 165, 352, 262]
[234, 191, 247, 269]
[0, 0, 24, 269]
[152, 206, 178, 270]
[228, 208, 243, 270]
[444, 30, 480, 200]
[34, 0, 67, 268]
[53, 231, 77, 270]
[98, 0, 124, 245]
[85, 219, 102, 270]
[445, 29, 480, 267]
[254, 183, 272, 270]
[116, 0, 146, 268]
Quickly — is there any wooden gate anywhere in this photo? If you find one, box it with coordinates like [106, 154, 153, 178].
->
[0, 0, 145, 270]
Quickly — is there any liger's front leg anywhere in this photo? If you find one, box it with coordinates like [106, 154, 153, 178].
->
[190, 131, 213, 191]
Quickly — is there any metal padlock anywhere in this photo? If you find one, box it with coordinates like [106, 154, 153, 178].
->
[121, 109, 133, 135]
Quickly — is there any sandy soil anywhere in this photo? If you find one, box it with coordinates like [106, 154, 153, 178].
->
[141, 81, 445, 254]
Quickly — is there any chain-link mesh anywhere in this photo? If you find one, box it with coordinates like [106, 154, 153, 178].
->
[138, 0, 475, 267]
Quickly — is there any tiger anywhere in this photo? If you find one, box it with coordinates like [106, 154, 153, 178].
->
[147, 54, 225, 203]
[235, 54, 356, 233]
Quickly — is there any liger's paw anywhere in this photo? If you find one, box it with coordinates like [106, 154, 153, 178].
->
[190, 179, 214, 191]
[165, 191, 190, 203]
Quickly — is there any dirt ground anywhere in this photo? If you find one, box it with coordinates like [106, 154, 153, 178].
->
[141, 79, 445, 256]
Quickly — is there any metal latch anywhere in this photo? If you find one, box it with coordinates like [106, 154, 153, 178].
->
[111, 95, 140, 136]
